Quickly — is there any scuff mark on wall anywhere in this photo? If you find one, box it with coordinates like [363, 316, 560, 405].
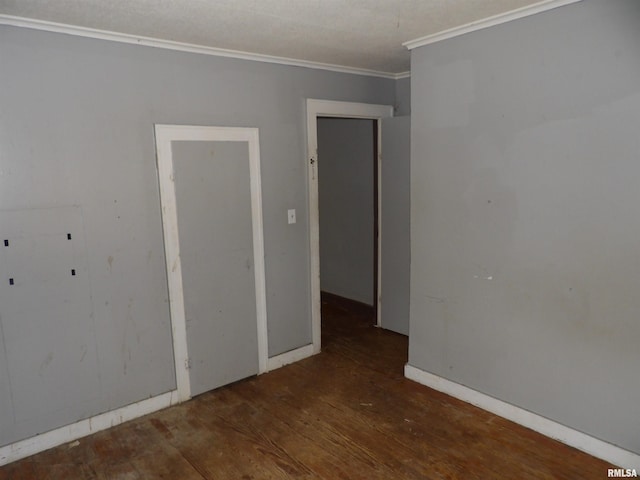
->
[424, 295, 447, 304]
[38, 352, 53, 377]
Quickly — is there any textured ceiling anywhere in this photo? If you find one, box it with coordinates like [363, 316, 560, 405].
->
[0, 0, 545, 74]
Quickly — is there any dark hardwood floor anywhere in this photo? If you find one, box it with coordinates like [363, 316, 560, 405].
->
[0, 294, 614, 479]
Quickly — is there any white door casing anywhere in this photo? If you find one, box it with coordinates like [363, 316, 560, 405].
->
[155, 124, 268, 402]
[306, 100, 393, 354]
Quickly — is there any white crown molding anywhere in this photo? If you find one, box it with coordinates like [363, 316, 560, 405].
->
[405, 364, 640, 470]
[393, 71, 411, 80]
[403, 0, 582, 50]
[0, 14, 403, 80]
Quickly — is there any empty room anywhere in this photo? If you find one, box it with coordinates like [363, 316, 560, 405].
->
[0, 0, 638, 478]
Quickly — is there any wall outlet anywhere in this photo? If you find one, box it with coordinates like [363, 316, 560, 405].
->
[288, 209, 296, 224]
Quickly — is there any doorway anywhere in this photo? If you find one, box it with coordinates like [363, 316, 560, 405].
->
[317, 116, 377, 321]
[306, 100, 393, 354]
[155, 125, 268, 402]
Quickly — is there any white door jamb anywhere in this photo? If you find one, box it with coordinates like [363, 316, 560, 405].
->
[155, 124, 268, 401]
[306, 99, 393, 354]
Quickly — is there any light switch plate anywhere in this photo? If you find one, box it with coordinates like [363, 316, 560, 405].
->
[287, 209, 296, 224]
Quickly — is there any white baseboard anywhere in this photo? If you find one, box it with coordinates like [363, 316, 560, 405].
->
[0, 345, 317, 467]
[267, 344, 315, 372]
[0, 390, 179, 467]
[404, 364, 640, 470]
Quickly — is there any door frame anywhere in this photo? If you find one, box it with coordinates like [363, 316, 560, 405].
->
[154, 124, 268, 402]
[306, 100, 393, 354]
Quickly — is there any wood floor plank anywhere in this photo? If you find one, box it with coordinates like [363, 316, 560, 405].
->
[0, 294, 618, 479]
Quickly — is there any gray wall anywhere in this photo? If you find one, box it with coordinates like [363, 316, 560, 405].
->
[409, 0, 640, 454]
[0, 25, 395, 446]
[381, 116, 411, 335]
[394, 76, 411, 116]
[317, 118, 375, 305]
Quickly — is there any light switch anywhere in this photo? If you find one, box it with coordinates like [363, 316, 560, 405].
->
[288, 209, 296, 224]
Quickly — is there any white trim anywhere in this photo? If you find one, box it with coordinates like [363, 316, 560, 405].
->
[267, 344, 315, 372]
[247, 130, 270, 375]
[394, 71, 411, 80]
[403, 0, 583, 50]
[306, 100, 393, 354]
[154, 125, 269, 401]
[0, 14, 402, 80]
[375, 125, 383, 327]
[155, 126, 191, 402]
[405, 364, 640, 470]
[0, 390, 178, 467]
